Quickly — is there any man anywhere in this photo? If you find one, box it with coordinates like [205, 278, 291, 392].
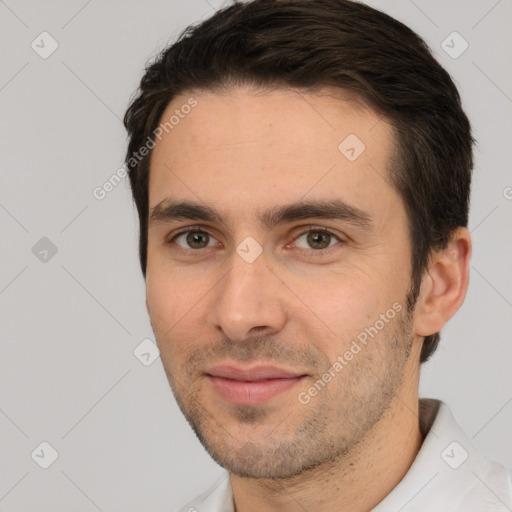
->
[123, 0, 512, 510]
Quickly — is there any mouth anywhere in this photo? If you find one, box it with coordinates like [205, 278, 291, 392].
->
[205, 364, 308, 405]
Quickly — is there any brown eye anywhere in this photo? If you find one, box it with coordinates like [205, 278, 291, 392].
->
[306, 231, 332, 249]
[295, 229, 340, 251]
[174, 230, 214, 249]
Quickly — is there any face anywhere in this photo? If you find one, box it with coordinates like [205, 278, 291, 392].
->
[146, 86, 420, 479]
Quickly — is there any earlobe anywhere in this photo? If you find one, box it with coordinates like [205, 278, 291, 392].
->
[414, 227, 472, 337]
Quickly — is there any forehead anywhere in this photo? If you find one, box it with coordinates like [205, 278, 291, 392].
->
[148, 85, 399, 226]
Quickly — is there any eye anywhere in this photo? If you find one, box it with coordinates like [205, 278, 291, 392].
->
[293, 228, 343, 253]
[171, 229, 219, 250]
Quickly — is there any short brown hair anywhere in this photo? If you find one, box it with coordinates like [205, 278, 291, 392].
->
[123, 0, 474, 363]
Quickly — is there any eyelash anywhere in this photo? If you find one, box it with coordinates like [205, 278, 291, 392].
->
[166, 225, 344, 258]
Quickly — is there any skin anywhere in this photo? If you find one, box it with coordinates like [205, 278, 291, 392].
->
[145, 85, 471, 511]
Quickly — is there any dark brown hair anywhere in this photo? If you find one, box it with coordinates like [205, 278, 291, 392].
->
[123, 0, 473, 363]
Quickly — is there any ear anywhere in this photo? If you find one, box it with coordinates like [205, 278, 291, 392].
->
[414, 227, 472, 337]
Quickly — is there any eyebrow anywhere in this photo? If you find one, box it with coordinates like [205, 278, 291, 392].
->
[149, 198, 373, 230]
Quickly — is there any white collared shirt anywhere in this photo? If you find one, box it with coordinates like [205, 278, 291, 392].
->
[176, 399, 512, 511]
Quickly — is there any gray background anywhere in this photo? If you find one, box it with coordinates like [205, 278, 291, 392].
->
[0, 0, 511, 510]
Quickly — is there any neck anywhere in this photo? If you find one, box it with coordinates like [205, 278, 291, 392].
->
[229, 370, 423, 512]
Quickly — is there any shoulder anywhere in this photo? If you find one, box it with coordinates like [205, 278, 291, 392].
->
[374, 399, 512, 511]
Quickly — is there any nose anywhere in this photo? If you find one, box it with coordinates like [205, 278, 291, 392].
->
[207, 247, 288, 342]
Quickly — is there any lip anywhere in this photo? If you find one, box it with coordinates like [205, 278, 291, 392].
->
[206, 365, 307, 405]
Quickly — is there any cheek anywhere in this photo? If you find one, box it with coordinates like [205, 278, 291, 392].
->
[147, 244, 201, 322]
[146, 269, 199, 354]
[287, 268, 398, 356]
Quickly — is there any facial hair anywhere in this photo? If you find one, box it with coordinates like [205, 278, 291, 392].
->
[159, 301, 415, 480]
